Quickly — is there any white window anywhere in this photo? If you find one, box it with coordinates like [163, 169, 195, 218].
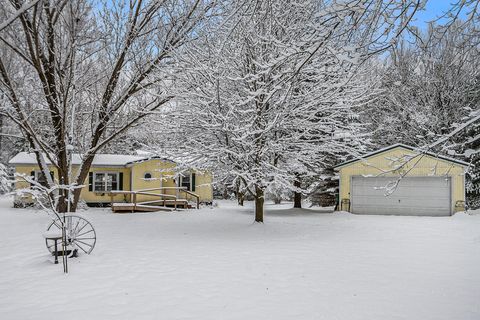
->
[178, 173, 195, 191]
[93, 172, 118, 192]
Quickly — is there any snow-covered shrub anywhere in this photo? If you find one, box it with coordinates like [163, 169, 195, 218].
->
[0, 164, 12, 195]
[74, 199, 90, 211]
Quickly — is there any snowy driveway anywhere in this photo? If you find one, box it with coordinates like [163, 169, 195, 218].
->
[0, 197, 479, 320]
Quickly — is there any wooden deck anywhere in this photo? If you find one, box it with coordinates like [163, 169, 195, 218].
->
[109, 187, 199, 213]
[111, 203, 175, 213]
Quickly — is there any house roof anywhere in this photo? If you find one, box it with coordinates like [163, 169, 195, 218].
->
[125, 156, 176, 166]
[9, 152, 146, 167]
[333, 143, 470, 169]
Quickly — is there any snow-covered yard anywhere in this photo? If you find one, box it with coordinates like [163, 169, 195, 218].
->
[0, 196, 479, 320]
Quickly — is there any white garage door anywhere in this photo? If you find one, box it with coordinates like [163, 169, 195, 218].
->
[350, 176, 451, 216]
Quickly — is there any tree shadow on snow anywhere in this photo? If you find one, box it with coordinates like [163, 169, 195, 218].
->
[264, 207, 334, 217]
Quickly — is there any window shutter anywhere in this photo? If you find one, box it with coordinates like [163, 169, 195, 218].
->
[30, 171, 35, 186]
[88, 172, 93, 191]
[119, 172, 124, 191]
[191, 173, 196, 192]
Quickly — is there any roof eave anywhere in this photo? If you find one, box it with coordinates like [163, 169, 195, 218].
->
[333, 143, 470, 169]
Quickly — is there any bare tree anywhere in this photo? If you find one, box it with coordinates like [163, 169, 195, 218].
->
[368, 20, 480, 149]
[0, 0, 215, 212]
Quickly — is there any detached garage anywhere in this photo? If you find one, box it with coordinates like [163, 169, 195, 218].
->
[334, 144, 468, 216]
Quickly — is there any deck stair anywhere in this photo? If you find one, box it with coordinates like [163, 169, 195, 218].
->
[109, 187, 199, 213]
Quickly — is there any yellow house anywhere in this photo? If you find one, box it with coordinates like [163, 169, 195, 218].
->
[334, 144, 468, 216]
[9, 152, 213, 209]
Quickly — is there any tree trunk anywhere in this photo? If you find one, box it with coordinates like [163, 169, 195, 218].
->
[236, 179, 244, 206]
[70, 154, 97, 212]
[237, 191, 245, 206]
[70, 181, 83, 212]
[0, 113, 3, 163]
[56, 178, 68, 213]
[223, 188, 229, 199]
[56, 154, 69, 213]
[254, 185, 264, 223]
[293, 175, 302, 208]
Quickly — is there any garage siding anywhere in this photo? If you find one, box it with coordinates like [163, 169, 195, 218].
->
[338, 146, 466, 214]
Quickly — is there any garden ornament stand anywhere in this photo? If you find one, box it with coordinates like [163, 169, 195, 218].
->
[44, 215, 97, 270]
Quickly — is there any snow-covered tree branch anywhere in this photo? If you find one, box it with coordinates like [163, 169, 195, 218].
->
[0, 0, 217, 212]
[147, 0, 422, 222]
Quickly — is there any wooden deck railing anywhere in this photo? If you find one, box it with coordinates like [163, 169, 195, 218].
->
[109, 186, 200, 211]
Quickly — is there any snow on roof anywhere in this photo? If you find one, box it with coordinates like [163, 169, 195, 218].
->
[333, 143, 470, 169]
[125, 156, 176, 166]
[9, 152, 146, 167]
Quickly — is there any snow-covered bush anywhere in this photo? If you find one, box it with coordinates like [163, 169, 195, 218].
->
[0, 163, 12, 195]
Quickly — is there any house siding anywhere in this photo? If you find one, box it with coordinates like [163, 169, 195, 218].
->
[130, 159, 213, 203]
[13, 165, 131, 204]
[13, 160, 213, 205]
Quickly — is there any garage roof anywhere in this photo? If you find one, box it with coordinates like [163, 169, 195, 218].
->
[334, 143, 470, 169]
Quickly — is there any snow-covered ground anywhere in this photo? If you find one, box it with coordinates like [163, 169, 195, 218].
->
[0, 196, 479, 320]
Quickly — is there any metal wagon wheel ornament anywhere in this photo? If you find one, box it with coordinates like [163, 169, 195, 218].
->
[45, 215, 96, 255]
